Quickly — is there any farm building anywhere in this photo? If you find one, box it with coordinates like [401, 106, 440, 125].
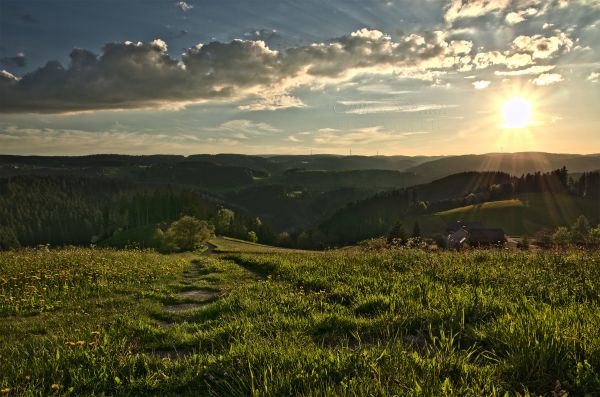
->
[447, 221, 505, 249]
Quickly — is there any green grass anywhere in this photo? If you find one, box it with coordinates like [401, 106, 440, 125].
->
[2, 246, 600, 395]
[208, 236, 307, 254]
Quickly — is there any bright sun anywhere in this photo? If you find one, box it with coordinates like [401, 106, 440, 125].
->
[502, 97, 532, 128]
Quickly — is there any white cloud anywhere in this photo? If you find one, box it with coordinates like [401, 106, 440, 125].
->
[238, 95, 306, 111]
[495, 65, 556, 76]
[176, 1, 193, 12]
[587, 72, 600, 82]
[334, 101, 457, 115]
[505, 12, 526, 24]
[472, 80, 490, 89]
[512, 33, 573, 59]
[445, 0, 511, 23]
[532, 73, 564, 85]
[212, 120, 281, 137]
[505, 7, 538, 25]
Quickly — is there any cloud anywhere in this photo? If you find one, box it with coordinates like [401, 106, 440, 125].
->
[0, 52, 26, 68]
[472, 80, 490, 89]
[334, 101, 457, 115]
[505, 7, 538, 25]
[312, 126, 404, 146]
[511, 33, 573, 59]
[0, 29, 473, 113]
[176, 1, 193, 12]
[238, 95, 306, 111]
[587, 72, 599, 82]
[445, 0, 511, 23]
[0, 70, 20, 82]
[532, 73, 564, 85]
[0, 124, 243, 155]
[198, 119, 281, 140]
[215, 119, 280, 135]
[495, 65, 556, 76]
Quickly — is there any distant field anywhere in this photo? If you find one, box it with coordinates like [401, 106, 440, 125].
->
[2, 246, 599, 395]
[208, 236, 307, 254]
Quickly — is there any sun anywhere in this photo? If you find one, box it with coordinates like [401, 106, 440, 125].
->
[501, 97, 532, 128]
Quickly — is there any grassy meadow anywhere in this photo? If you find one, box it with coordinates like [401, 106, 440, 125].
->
[1, 244, 600, 396]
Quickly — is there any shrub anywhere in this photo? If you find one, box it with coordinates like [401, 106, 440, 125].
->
[163, 216, 214, 252]
[247, 231, 258, 243]
[552, 227, 571, 247]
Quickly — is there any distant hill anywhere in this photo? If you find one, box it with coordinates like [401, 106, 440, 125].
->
[268, 169, 426, 191]
[189, 154, 440, 175]
[318, 172, 511, 243]
[420, 193, 600, 236]
[407, 152, 600, 179]
[318, 169, 599, 243]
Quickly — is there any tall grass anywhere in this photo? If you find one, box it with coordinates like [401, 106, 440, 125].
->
[1, 247, 599, 395]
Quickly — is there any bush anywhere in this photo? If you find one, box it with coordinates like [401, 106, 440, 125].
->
[357, 237, 388, 251]
[162, 216, 214, 252]
[570, 215, 591, 245]
[517, 235, 530, 250]
[247, 231, 258, 243]
[552, 227, 571, 247]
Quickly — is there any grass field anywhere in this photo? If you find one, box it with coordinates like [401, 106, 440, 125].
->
[1, 245, 600, 396]
[208, 236, 306, 254]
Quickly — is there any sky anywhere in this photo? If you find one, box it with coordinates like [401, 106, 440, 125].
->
[0, 0, 599, 156]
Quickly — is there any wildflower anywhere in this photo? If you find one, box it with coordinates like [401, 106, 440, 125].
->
[76, 340, 85, 347]
[1, 388, 10, 395]
[51, 384, 60, 392]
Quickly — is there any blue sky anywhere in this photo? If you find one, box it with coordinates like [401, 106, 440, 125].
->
[1, 0, 599, 155]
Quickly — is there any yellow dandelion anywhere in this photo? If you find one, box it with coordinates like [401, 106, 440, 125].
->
[1, 388, 11, 395]
[76, 340, 85, 347]
[50, 384, 60, 392]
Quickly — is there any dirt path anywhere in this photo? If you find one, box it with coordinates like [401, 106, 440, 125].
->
[203, 241, 217, 255]
[146, 255, 224, 358]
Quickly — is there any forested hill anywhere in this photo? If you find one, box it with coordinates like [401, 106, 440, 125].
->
[319, 169, 600, 245]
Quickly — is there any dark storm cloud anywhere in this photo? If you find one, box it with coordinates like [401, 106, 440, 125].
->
[0, 30, 471, 113]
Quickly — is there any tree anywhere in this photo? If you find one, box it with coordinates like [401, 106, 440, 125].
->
[552, 226, 571, 247]
[164, 216, 214, 252]
[387, 221, 407, 245]
[275, 232, 292, 247]
[589, 225, 600, 246]
[412, 221, 421, 238]
[214, 208, 235, 235]
[570, 215, 591, 245]
[0, 227, 20, 250]
[247, 231, 258, 243]
[151, 228, 165, 249]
